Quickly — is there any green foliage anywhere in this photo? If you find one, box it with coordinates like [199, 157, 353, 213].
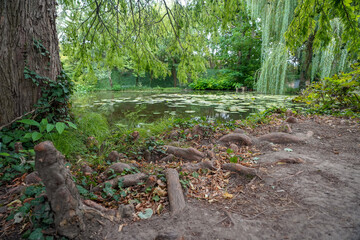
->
[285, 0, 360, 55]
[244, 106, 287, 126]
[0, 149, 34, 182]
[8, 185, 56, 240]
[18, 118, 77, 143]
[214, 11, 261, 89]
[189, 75, 233, 90]
[24, 67, 73, 122]
[294, 64, 360, 116]
[48, 130, 87, 157]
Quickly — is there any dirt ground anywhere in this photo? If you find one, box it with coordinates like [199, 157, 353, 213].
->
[1, 116, 360, 240]
[114, 116, 360, 240]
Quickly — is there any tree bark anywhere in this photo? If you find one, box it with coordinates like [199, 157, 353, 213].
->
[0, 0, 61, 126]
[222, 163, 257, 177]
[299, 32, 315, 90]
[165, 168, 186, 215]
[171, 64, 177, 88]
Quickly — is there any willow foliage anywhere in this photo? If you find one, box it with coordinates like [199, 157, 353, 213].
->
[245, 0, 297, 94]
[285, 0, 360, 54]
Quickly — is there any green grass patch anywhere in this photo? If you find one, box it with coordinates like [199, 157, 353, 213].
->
[76, 112, 110, 142]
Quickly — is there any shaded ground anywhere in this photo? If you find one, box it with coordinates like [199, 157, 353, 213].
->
[116, 116, 360, 240]
[1, 115, 360, 239]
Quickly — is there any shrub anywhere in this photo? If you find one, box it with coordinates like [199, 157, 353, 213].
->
[294, 64, 360, 115]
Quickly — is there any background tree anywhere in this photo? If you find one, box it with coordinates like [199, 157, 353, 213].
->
[215, 12, 261, 89]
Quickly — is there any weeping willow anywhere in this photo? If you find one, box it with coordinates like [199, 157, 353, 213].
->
[245, 0, 298, 94]
[311, 19, 350, 81]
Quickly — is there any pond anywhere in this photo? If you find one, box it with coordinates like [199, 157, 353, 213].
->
[71, 90, 300, 126]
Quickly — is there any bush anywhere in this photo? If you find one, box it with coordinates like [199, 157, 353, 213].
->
[293, 64, 360, 115]
[189, 75, 233, 90]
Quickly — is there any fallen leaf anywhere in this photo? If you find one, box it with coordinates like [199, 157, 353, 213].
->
[153, 187, 167, 197]
[156, 204, 164, 214]
[138, 208, 153, 219]
[14, 212, 24, 223]
[118, 224, 124, 232]
[223, 192, 233, 199]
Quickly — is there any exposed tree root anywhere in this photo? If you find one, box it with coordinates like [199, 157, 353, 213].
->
[165, 146, 204, 161]
[93, 173, 147, 192]
[182, 160, 217, 172]
[275, 158, 305, 164]
[158, 154, 175, 162]
[258, 132, 305, 144]
[24, 171, 41, 184]
[34, 141, 136, 239]
[100, 162, 132, 179]
[35, 141, 86, 238]
[218, 133, 253, 146]
[165, 169, 186, 215]
[222, 163, 258, 177]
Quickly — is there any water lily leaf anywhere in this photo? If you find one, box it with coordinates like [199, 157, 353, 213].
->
[138, 208, 153, 219]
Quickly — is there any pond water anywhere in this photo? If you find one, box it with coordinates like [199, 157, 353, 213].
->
[71, 90, 300, 126]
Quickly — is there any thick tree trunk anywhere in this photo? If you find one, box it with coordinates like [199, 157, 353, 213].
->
[0, 0, 61, 126]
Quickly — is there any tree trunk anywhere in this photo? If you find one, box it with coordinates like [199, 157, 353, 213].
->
[299, 33, 315, 90]
[150, 70, 153, 88]
[171, 65, 177, 88]
[108, 69, 113, 88]
[0, 0, 61, 126]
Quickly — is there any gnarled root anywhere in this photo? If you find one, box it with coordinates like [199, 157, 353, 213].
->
[222, 163, 258, 177]
[218, 133, 253, 146]
[165, 146, 204, 161]
[165, 168, 186, 215]
[182, 160, 216, 172]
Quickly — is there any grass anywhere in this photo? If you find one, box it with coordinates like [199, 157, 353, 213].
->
[45, 129, 87, 158]
[76, 112, 110, 142]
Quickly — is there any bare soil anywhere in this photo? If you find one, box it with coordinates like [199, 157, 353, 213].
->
[115, 116, 360, 240]
[1, 116, 360, 240]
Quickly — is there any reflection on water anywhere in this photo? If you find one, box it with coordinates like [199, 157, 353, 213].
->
[71, 90, 299, 125]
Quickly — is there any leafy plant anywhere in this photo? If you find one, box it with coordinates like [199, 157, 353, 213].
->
[7, 185, 56, 240]
[18, 118, 77, 142]
[294, 64, 360, 116]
